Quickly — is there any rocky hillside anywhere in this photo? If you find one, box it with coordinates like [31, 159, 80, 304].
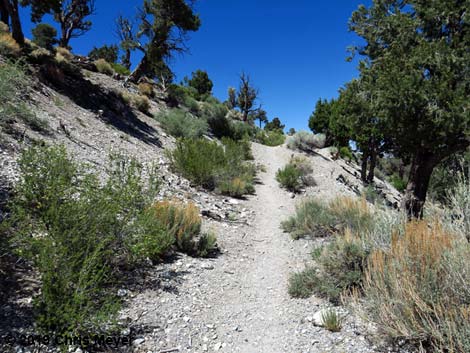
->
[0, 57, 404, 353]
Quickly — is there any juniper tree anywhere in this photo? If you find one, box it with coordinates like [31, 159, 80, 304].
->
[127, 0, 200, 83]
[187, 69, 213, 97]
[32, 23, 57, 50]
[350, 0, 470, 218]
[265, 117, 285, 132]
[88, 44, 118, 63]
[339, 75, 384, 184]
[22, 0, 95, 48]
[309, 98, 350, 147]
[253, 109, 268, 128]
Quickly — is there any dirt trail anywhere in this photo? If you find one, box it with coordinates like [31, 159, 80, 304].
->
[210, 143, 303, 352]
[129, 143, 377, 353]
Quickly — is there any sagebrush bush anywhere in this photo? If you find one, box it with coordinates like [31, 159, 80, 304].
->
[301, 231, 369, 303]
[361, 221, 470, 352]
[0, 61, 48, 132]
[287, 131, 326, 152]
[156, 109, 208, 138]
[282, 196, 374, 239]
[288, 267, 318, 298]
[445, 168, 470, 242]
[94, 58, 114, 75]
[183, 95, 200, 115]
[168, 138, 255, 196]
[133, 94, 151, 113]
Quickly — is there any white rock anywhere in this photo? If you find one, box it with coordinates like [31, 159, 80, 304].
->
[132, 338, 145, 346]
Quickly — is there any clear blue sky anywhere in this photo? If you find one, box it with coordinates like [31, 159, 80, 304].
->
[19, 1, 370, 131]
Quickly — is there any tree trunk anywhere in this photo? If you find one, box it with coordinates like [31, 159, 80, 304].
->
[128, 55, 150, 83]
[5, 0, 23, 45]
[122, 49, 131, 70]
[360, 153, 369, 183]
[59, 24, 71, 49]
[242, 110, 248, 122]
[402, 151, 437, 219]
[367, 149, 377, 184]
[0, 0, 9, 25]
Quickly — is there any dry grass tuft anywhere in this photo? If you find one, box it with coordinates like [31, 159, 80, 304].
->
[362, 221, 470, 352]
[151, 200, 202, 253]
[56, 46, 73, 61]
[138, 82, 154, 97]
[0, 33, 20, 57]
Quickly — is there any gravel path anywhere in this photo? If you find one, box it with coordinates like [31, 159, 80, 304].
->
[127, 143, 379, 353]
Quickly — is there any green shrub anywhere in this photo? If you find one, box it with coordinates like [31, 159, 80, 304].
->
[256, 129, 285, 146]
[288, 267, 318, 298]
[7, 146, 164, 335]
[196, 232, 218, 257]
[389, 174, 407, 192]
[0, 61, 48, 133]
[276, 164, 302, 192]
[156, 109, 208, 138]
[282, 197, 374, 239]
[217, 176, 254, 198]
[129, 208, 175, 261]
[168, 138, 255, 196]
[362, 185, 380, 204]
[110, 63, 130, 76]
[339, 146, 353, 161]
[222, 136, 253, 161]
[276, 156, 315, 192]
[169, 138, 226, 189]
[94, 58, 114, 75]
[183, 95, 200, 115]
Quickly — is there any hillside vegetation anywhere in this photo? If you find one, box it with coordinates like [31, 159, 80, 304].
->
[0, 1, 469, 353]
